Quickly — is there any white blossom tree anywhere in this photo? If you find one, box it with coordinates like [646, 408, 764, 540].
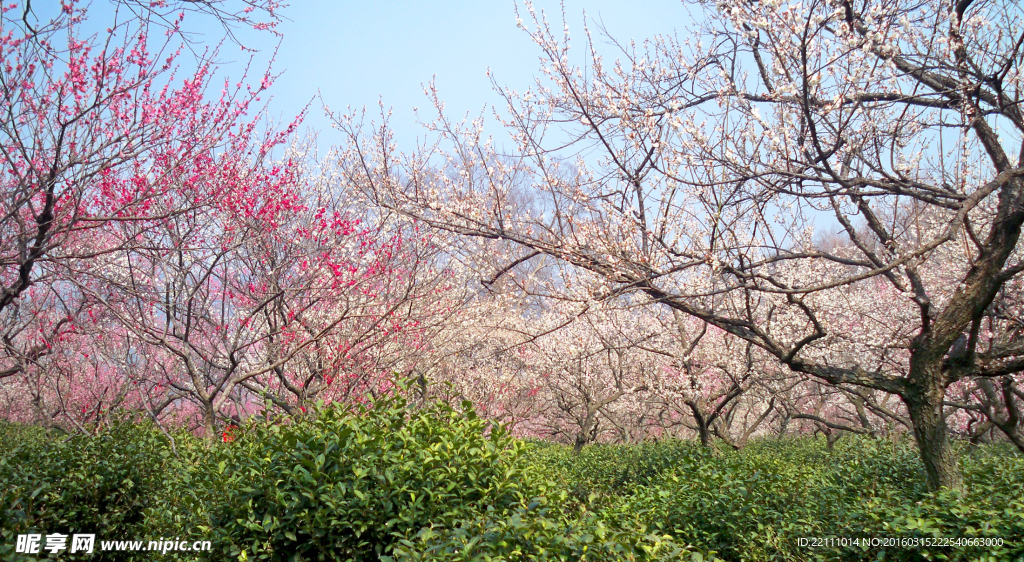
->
[350, 0, 1024, 490]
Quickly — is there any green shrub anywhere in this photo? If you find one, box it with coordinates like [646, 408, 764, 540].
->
[0, 420, 180, 562]
[521, 439, 708, 510]
[384, 495, 717, 562]
[3, 411, 1022, 562]
[186, 386, 533, 561]
[604, 441, 823, 561]
[598, 436, 1024, 562]
[838, 448, 1024, 562]
[0, 421, 52, 450]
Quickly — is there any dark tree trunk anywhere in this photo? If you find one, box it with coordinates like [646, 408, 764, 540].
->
[824, 428, 841, 449]
[903, 365, 963, 490]
[573, 408, 599, 454]
[696, 422, 712, 448]
[572, 433, 587, 454]
[688, 402, 712, 448]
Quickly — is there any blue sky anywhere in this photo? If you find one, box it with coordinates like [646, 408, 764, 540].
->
[66, 1, 695, 149]
[241, 1, 693, 149]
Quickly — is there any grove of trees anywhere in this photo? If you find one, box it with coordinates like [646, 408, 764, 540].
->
[2, 0, 1023, 493]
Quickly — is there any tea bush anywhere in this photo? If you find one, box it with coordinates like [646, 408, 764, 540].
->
[522, 440, 708, 510]
[2, 404, 1023, 562]
[385, 495, 716, 562]
[590, 437, 1024, 562]
[0, 420, 182, 562]
[186, 389, 534, 561]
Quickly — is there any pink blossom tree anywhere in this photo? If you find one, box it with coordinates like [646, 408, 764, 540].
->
[64, 138, 456, 439]
[0, 0, 305, 434]
[0, 0, 281, 384]
[647, 312, 778, 448]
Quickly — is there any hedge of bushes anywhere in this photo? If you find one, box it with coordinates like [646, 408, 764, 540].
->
[0, 419, 186, 562]
[0, 388, 708, 562]
[1, 389, 1022, 562]
[528, 438, 1024, 562]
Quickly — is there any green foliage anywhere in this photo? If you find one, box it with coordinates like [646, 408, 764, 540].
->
[521, 439, 708, 510]
[573, 437, 1024, 562]
[0, 421, 51, 450]
[2, 411, 1022, 562]
[0, 420, 182, 562]
[385, 496, 715, 562]
[185, 386, 532, 561]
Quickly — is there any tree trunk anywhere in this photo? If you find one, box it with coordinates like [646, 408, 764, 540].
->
[777, 414, 790, 437]
[696, 422, 712, 448]
[823, 427, 841, 449]
[202, 404, 217, 446]
[573, 409, 598, 454]
[572, 433, 587, 454]
[904, 376, 963, 490]
[688, 402, 712, 448]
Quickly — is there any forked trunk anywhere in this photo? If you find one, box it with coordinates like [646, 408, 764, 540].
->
[688, 402, 712, 448]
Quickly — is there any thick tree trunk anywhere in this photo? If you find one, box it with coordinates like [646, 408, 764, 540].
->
[903, 375, 963, 490]
[823, 428, 841, 449]
[696, 422, 712, 448]
[202, 404, 217, 446]
[688, 402, 712, 448]
[573, 409, 598, 454]
[572, 433, 587, 454]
